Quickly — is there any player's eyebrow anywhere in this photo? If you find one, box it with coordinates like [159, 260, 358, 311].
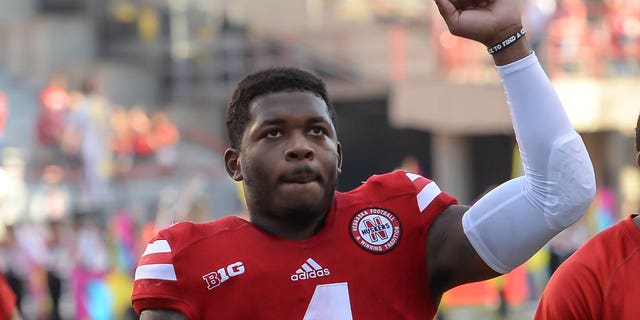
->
[259, 119, 287, 126]
[306, 116, 330, 125]
[258, 116, 329, 127]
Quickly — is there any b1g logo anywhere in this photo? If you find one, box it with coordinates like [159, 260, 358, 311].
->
[202, 261, 245, 290]
[350, 207, 401, 254]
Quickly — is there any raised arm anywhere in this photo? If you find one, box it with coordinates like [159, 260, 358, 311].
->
[427, 0, 596, 301]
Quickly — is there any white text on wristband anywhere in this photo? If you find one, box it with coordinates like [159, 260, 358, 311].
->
[487, 27, 526, 54]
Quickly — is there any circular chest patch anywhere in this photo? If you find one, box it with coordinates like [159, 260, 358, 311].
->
[350, 207, 401, 254]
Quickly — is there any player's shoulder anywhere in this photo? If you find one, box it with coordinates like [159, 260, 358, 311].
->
[340, 170, 457, 214]
[368, 169, 432, 184]
[560, 220, 629, 273]
[351, 170, 437, 197]
[154, 215, 249, 254]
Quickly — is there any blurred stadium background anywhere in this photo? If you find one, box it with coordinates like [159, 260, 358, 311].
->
[0, 0, 637, 319]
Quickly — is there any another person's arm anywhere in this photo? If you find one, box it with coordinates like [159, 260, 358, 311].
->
[427, 0, 595, 300]
[140, 309, 189, 320]
[9, 310, 23, 320]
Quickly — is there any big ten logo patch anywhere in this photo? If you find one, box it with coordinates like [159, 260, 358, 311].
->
[202, 261, 245, 290]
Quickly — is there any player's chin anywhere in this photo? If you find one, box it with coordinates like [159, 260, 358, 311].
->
[279, 197, 328, 221]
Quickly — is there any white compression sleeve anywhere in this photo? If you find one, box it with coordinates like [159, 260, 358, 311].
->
[461, 53, 596, 274]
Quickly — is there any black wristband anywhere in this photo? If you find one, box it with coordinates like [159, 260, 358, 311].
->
[487, 27, 526, 54]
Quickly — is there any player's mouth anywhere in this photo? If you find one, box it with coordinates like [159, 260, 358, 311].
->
[280, 166, 320, 184]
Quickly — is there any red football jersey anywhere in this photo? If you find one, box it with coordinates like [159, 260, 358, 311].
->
[535, 214, 640, 319]
[132, 170, 457, 319]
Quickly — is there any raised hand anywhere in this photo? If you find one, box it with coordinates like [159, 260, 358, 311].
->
[433, 0, 523, 47]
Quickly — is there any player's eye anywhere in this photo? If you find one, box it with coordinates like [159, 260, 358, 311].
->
[265, 129, 283, 138]
[308, 127, 326, 136]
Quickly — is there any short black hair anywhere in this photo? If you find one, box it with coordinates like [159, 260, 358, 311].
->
[226, 67, 335, 149]
[636, 113, 640, 153]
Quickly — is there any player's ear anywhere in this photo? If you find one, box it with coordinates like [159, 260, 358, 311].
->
[337, 142, 343, 175]
[225, 148, 243, 181]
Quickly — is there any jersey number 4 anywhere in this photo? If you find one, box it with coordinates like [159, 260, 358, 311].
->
[304, 282, 353, 320]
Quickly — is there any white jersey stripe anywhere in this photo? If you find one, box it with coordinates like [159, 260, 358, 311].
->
[417, 182, 442, 212]
[306, 258, 323, 270]
[135, 264, 177, 281]
[405, 172, 420, 182]
[142, 240, 172, 256]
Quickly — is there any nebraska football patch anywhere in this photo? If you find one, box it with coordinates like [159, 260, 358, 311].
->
[350, 207, 401, 254]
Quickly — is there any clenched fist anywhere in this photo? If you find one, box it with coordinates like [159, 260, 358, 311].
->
[434, 0, 523, 48]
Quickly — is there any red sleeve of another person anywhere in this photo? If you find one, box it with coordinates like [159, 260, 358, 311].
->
[534, 236, 606, 320]
[0, 273, 16, 319]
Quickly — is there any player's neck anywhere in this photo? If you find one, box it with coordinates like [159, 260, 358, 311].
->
[250, 211, 329, 240]
[633, 214, 640, 231]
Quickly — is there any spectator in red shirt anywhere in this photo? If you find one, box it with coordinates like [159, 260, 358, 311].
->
[37, 73, 69, 146]
[110, 106, 134, 178]
[150, 110, 180, 174]
[35, 73, 70, 167]
[128, 107, 154, 161]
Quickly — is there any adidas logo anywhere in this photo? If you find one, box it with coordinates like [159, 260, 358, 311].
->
[290, 258, 330, 281]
